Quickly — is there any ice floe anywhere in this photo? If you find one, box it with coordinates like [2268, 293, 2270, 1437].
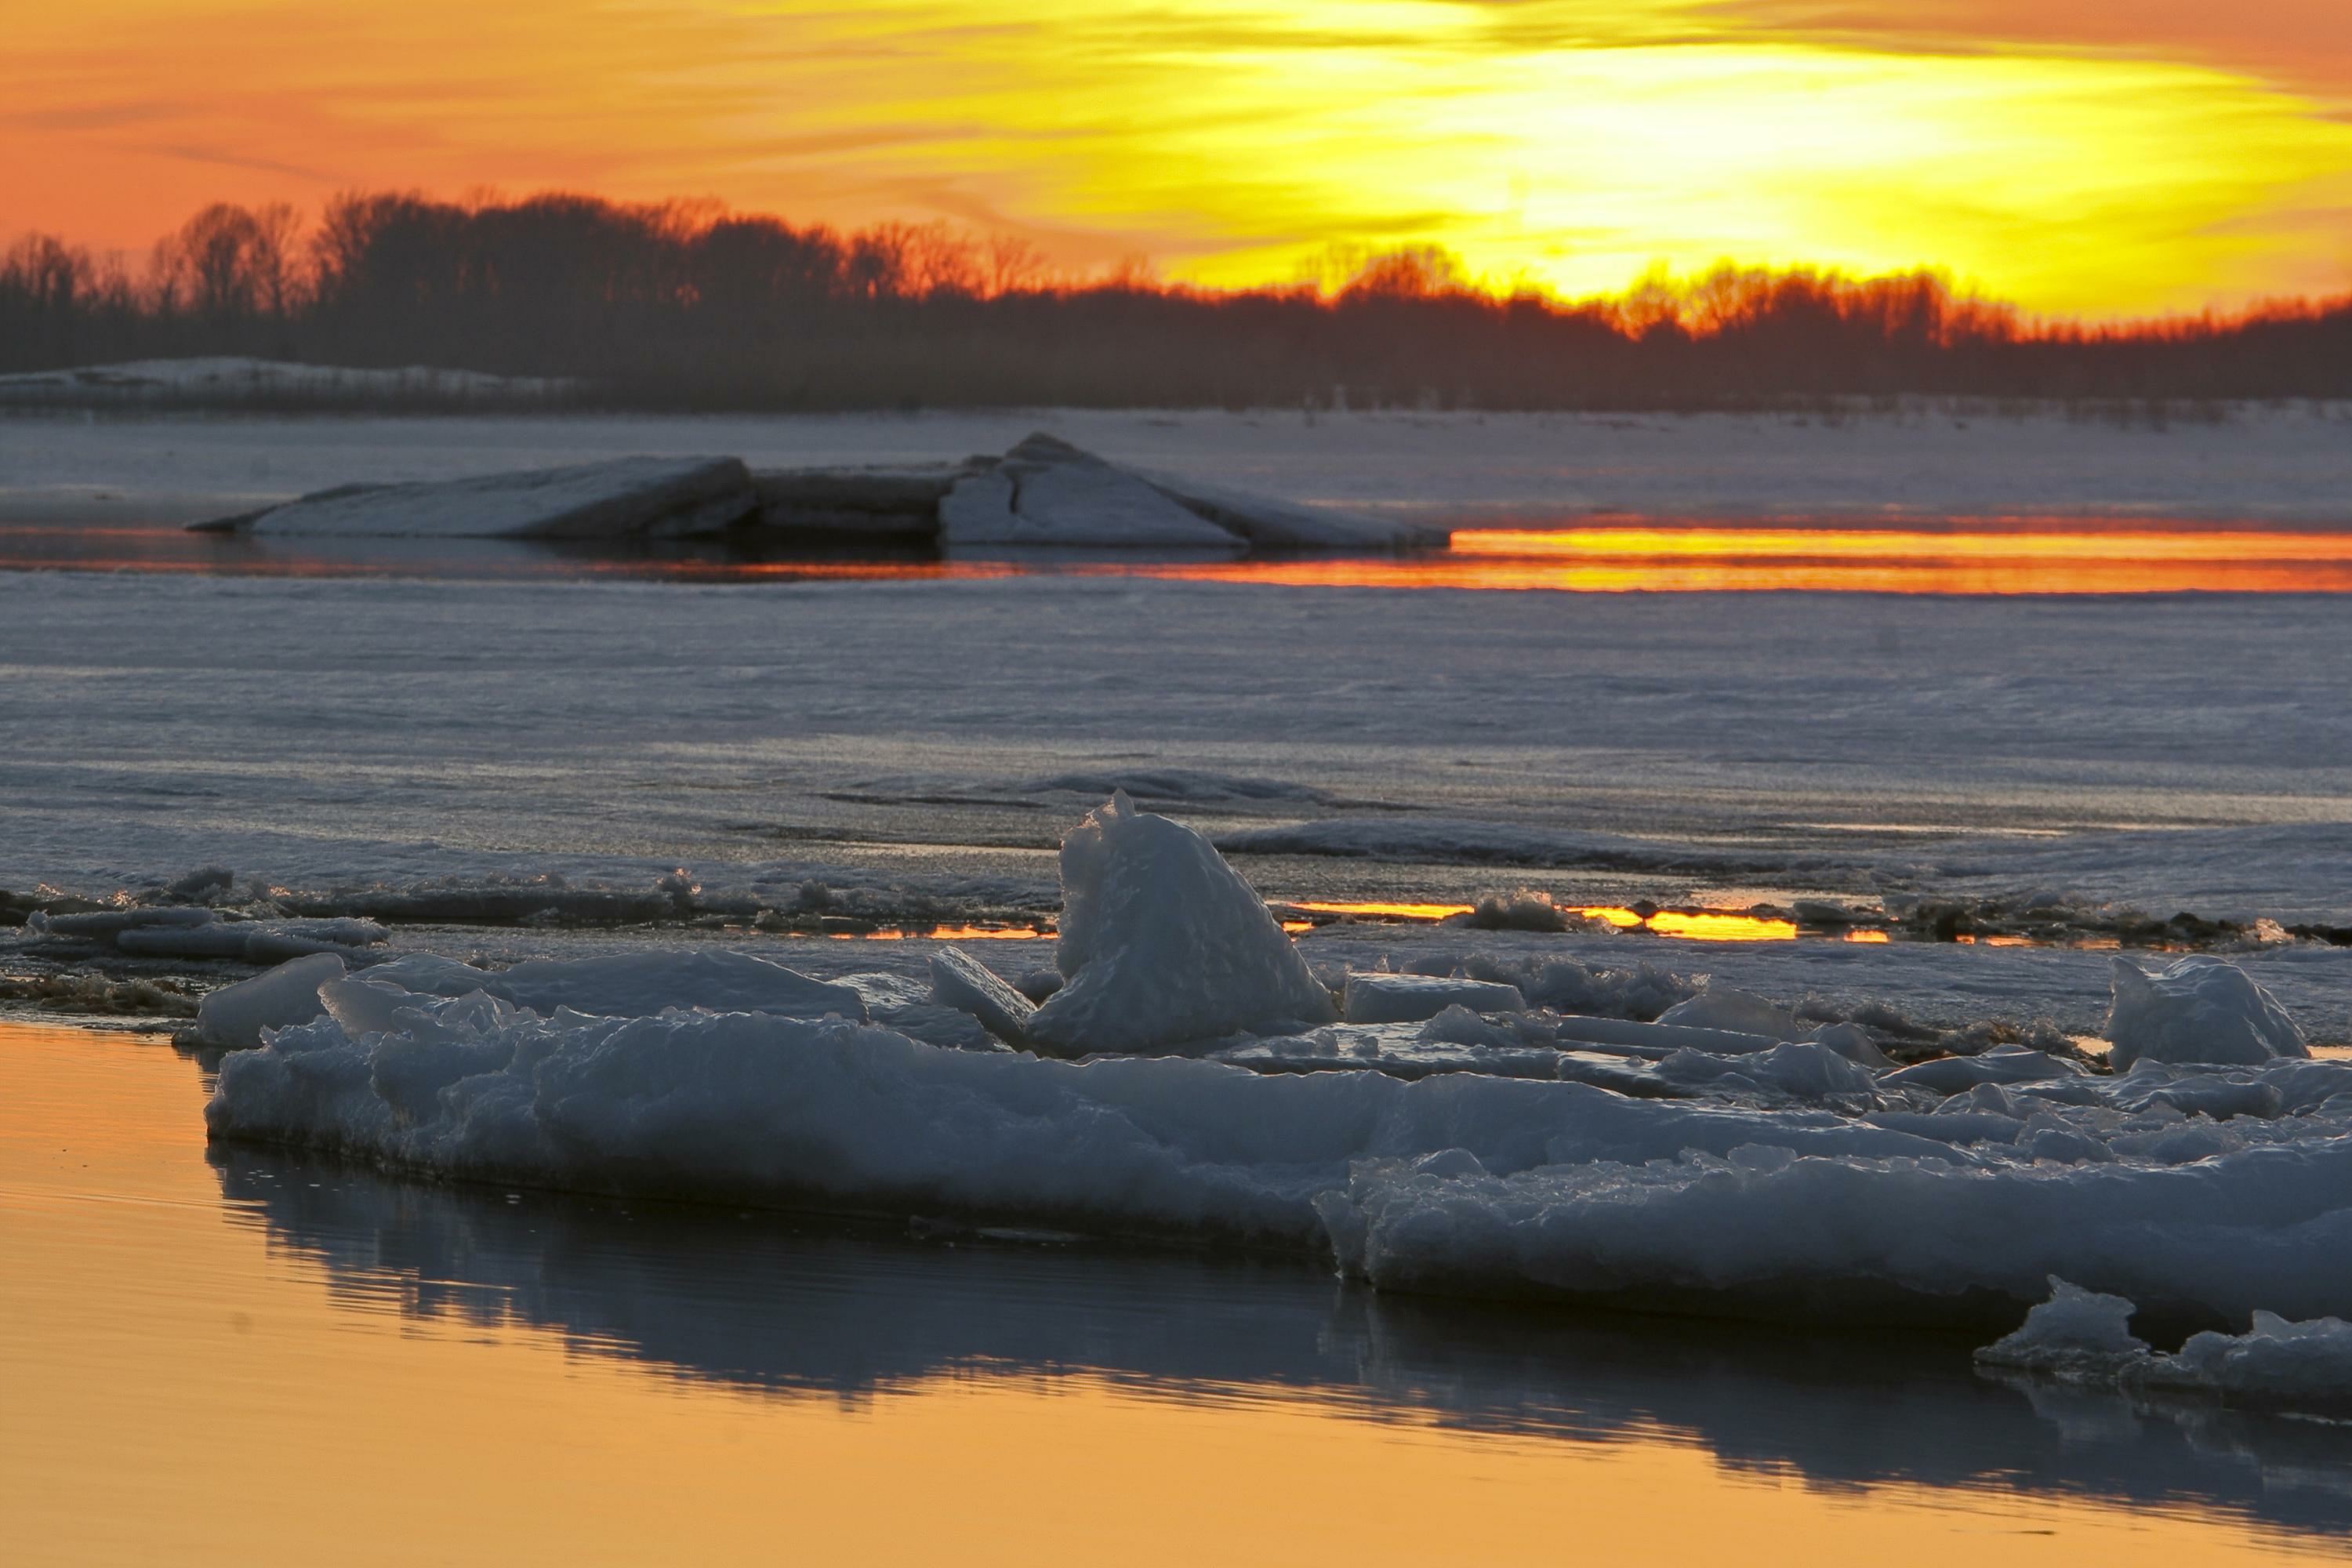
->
[928, 946, 1038, 1047]
[187, 800, 2352, 1328]
[29, 906, 386, 965]
[207, 959, 2352, 1325]
[2107, 955, 2309, 1069]
[183, 432, 1435, 554]
[1342, 971, 1526, 1025]
[184, 946, 867, 1050]
[1979, 1279, 2352, 1415]
[942, 435, 1240, 550]
[1025, 793, 1338, 1054]
[190, 953, 352, 1049]
[206, 456, 757, 539]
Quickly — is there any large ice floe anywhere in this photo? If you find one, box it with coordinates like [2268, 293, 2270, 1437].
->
[203, 798, 2352, 1332]
[192, 433, 1436, 552]
[199, 456, 759, 539]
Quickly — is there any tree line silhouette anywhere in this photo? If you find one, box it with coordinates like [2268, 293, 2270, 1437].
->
[5, 192, 2348, 408]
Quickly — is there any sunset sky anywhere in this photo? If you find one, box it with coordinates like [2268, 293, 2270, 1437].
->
[5, 1, 2350, 315]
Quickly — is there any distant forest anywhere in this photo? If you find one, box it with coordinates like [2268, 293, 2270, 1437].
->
[5, 192, 2350, 409]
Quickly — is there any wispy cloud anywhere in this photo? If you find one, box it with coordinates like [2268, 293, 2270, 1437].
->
[5, 0, 2349, 314]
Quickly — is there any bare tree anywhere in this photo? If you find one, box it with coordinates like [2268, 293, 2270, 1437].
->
[982, 233, 1048, 297]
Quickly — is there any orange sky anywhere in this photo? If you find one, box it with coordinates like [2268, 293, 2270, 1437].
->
[5, 1, 2350, 314]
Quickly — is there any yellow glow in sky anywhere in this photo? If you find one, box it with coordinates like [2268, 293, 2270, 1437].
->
[4, 1, 2350, 314]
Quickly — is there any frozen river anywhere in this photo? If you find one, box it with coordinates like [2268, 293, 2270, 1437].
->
[5, 406, 2351, 1041]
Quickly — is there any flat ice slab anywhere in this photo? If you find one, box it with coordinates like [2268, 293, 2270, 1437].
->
[205, 456, 756, 539]
[942, 435, 1242, 550]
[1140, 467, 1442, 550]
[1342, 972, 1526, 1024]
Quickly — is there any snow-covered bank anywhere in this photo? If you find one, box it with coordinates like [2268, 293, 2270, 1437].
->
[0, 358, 582, 409]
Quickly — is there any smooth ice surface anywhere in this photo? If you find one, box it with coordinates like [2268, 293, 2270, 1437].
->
[365, 948, 869, 1021]
[1026, 794, 1338, 1055]
[7, 571, 2352, 959]
[1341, 972, 1526, 1025]
[940, 437, 1240, 550]
[2107, 956, 2310, 1069]
[190, 952, 347, 1047]
[229, 456, 754, 539]
[1656, 987, 1803, 1040]
[1136, 467, 1433, 550]
[928, 946, 1036, 1047]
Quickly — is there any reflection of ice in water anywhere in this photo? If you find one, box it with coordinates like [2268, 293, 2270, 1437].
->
[210, 1138, 2352, 1539]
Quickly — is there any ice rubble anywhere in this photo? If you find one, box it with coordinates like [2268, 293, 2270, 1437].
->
[1978, 1279, 2352, 1414]
[2107, 955, 2308, 1069]
[1025, 793, 1338, 1054]
[29, 906, 386, 964]
[194, 800, 2352, 1327]
[206, 962, 2352, 1323]
[205, 456, 758, 539]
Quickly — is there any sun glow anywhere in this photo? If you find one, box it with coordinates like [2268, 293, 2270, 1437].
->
[5, 2, 2351, 315]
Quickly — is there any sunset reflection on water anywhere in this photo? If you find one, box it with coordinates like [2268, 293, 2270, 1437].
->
[9, 520, 2352, 593]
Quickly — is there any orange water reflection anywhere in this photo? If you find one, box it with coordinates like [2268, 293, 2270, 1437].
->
[799, 924, 1051, 941]
[15, 521, 2352, 593]
[1139, 527, 2352, 594]
[1287, 900, 1803, 942]
[7, 1024, 2341, 1565]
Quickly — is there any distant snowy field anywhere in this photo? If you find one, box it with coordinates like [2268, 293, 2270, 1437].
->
[5, 401, 2351, 523]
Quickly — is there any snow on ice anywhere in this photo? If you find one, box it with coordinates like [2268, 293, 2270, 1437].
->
[940, 435, 1241, 550]
[194, 431, 1425, 553]
[213, 456, 758, 539]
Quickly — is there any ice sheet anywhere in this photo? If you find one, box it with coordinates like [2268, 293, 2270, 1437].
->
[204, 959, 2352, 1326]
